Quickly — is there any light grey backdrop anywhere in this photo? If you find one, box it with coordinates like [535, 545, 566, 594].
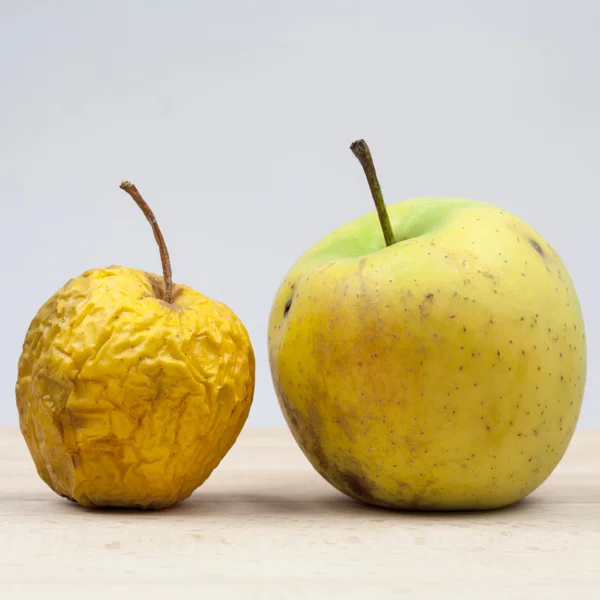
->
[1, 0, 598, 428]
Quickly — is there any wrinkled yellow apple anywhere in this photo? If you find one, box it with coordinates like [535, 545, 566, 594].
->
[16, 182, 254, 509]
[268, 141, 586, 510]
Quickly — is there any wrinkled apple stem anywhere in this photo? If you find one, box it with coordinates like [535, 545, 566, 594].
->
[119, 181, 173, 304]
[350, 139, 396, 247]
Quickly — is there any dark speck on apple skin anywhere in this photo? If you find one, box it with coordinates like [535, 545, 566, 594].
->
[530, 239, 544, 256]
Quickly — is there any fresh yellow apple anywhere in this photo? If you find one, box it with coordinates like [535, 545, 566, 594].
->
[16, 182, 255, 509]
[268, 140, 586, 510]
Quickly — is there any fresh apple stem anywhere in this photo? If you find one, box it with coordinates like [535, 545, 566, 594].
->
[350, 139, 396, 247]
[119, 181, 173, 304]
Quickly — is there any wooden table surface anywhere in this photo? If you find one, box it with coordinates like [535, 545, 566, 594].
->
[1, 426, 599, 599]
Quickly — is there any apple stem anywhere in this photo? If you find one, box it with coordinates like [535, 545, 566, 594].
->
[350, 139, 396, 247]
[119, 181, 173, 304]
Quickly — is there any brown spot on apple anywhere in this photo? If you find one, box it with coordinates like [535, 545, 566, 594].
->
[341, 471, 377, 504]
[530, 239, 544, 256]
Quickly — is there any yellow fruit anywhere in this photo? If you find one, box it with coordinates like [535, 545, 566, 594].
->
[268, 141, 586, 510]
[16, 182, 254, 509]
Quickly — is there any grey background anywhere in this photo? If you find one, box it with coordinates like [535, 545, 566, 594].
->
[1, 0, 598, 428]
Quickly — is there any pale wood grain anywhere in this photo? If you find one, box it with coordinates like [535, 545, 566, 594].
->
[0, 426, 599, 600]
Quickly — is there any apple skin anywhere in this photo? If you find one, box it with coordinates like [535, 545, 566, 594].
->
[268, 197, 586, 510]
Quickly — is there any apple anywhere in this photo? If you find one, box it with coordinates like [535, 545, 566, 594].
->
[267, 140, 586, 510]
[16, 181, 255, 509]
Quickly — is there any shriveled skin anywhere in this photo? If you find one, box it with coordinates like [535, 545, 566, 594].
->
[268, 197, 586, 510]
[16, 266, 255, 509]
